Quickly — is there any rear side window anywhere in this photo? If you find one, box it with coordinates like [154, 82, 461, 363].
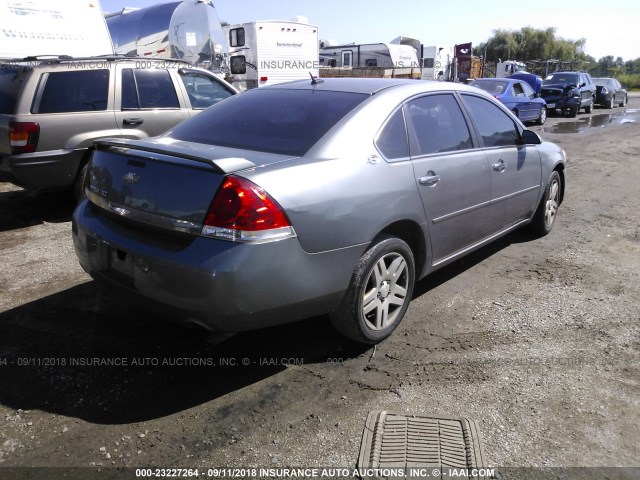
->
[169, 89, 368, 156]
[121, 69, 180, 109]
[178, 71, 235, 109]
[461, 94, 520, 148]
[0, 67, 28, 114]
[376, 108, 409, 160]
[34, 70, 109, 114]
[405, 94, 472, 156]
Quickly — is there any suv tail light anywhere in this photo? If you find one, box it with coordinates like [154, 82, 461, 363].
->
[9, 122, 40, 154]
[202, 175, 296, 243]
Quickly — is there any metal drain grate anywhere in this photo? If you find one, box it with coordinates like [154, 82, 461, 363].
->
[357, 411, 486, 479]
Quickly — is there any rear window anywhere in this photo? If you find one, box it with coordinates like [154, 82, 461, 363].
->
[471, 80, 509, 95]
[0, 66, 28, 114]
[34, 70, 109, 114]
[168, 88, 369, 156]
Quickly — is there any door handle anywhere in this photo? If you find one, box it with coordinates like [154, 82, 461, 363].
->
[418, 171, 440, 186]
[492, 159, 506, 172]
[123, 118, 144, 126]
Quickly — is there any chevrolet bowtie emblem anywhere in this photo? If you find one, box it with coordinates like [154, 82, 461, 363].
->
[123, 172, 141, 184]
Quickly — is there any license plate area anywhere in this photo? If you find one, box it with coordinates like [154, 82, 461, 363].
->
[547, 103, 555, 108]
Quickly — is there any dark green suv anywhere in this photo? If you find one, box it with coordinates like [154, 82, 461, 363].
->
[0, 56, 237, 198]
[540, 71, 596, 117]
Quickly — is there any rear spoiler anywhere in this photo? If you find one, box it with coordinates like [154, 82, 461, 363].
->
[94, 139, 257, 174]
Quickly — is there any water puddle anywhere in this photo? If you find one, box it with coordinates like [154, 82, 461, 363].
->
[543, 108, 640, 134]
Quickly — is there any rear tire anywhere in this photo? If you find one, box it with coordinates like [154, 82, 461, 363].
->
[330, 236, 415, 344]
[619, 95, 627, 107]
[529, 171, 561, 237]
[73, 161, 89, 201]
[607, 96, 615, 109]
[536, 107, 547, 125]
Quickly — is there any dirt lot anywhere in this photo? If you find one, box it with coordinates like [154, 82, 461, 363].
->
[0, 96, 639, 477]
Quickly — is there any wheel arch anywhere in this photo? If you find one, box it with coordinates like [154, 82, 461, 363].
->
[554, 163, 566, 205]
[372, 219, 428, 280]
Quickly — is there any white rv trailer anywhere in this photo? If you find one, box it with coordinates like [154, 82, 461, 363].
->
[319, 43, 419, 69]
[224, 20, 319, 91]
[390, 36, 453, 81]
[0, 0, 113, 59]
[105, 0, 228, 73]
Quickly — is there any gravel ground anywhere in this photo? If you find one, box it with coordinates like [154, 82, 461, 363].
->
[0, 95, 639, 478]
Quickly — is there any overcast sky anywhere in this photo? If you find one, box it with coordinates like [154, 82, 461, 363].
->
[100, 0, 639, 61]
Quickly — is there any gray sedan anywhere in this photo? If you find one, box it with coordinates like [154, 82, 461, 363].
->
[73, 78, 566, 344]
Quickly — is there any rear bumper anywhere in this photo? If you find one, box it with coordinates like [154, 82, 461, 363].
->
[0, 149, 84, 189]
[72, 199, 365, 332]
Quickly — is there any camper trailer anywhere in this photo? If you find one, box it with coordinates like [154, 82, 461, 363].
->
[319, 43, 420, 79]
[0, 0, 113, 59]
[225, 20, 319, 90]
[320, 43, 418, 69]
[105, 0, 228, 73]
[390, 36, 453, 81]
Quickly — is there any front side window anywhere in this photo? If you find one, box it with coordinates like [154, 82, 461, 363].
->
[35, 70, 109, 114]
[121, 69, 179, 109]
[178, 71, 235, 109]
[521, 82, 535, 98]
[405, 94, 472, 156]
[461, 94, 520, 148]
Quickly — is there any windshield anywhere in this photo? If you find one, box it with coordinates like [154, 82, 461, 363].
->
[168, 88, 369, 156]
[543, 73, 578, 85]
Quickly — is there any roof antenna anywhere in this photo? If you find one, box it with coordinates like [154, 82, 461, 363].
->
[310, 72, 323, 85]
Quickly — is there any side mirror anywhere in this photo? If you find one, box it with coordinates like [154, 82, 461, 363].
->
[521, 130, 542, 145]
[230, 55, 246, 75]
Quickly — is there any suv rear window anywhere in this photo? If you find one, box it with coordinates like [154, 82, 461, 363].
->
[169, 88, 369, 156]
[34, 70, 110, 114]
[0, 66, 28, 114]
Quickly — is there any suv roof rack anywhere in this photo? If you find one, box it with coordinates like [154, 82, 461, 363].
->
[1, 54, 193, 66]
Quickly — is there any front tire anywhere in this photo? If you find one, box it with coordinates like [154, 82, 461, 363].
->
[585, 97, 594, 113]
[607, 96, 615, 109]
[331, 236, 415, 344]
[529, 171, 562, 237]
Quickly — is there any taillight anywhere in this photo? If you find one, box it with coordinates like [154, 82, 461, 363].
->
[9, 122, 40, 154]
[202, 176, 296, 242]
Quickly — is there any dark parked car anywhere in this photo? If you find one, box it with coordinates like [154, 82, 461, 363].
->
[540, 71, 596, 117]
[73, 78, 566, 344]
[593, 77, 628, 108]
[0, 56, 237, 198]
[470, 78, 547, 125]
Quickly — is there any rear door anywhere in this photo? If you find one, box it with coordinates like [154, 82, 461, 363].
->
[114, 64, 190, 139]
[405, 93, 493, 265]
[459, 93, 541, 233]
